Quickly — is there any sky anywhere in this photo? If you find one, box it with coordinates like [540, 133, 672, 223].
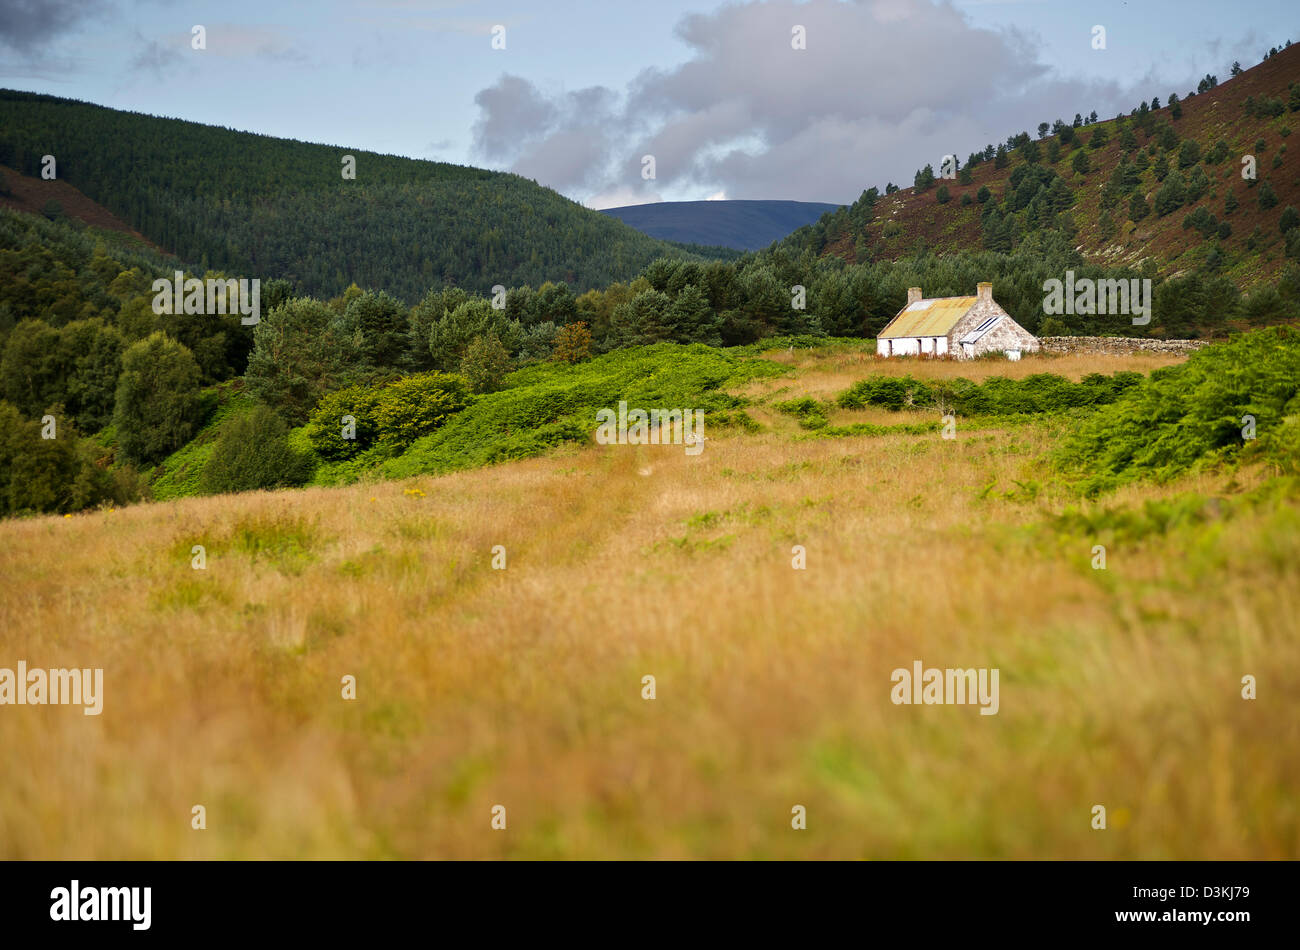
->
[1, 0, 1296, 208]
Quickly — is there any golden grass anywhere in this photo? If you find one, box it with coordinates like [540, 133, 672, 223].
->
[742, 347, 1187, 405]
[1, 351, 1295, 859]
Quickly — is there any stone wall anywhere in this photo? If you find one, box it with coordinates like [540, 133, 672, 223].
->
[1037, 337, 1210, 356]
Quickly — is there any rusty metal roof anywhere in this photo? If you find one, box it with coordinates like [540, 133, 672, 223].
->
[878, 296, 976, 339]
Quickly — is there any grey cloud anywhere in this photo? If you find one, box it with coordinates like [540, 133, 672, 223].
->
[471, 77, 622, 191]
[472, 75, 561, 161]
[0, 0, 113, 53]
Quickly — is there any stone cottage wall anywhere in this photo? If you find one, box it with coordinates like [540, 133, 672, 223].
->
[971, 317, 1040, 357]
[947, 297, 1006, 345]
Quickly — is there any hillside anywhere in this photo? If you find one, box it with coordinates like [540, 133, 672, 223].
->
[0, 163, 167, 254]
[0, 89, 729, 302]
[779, 44, 1300, 289]
[602, 199, 842, 250]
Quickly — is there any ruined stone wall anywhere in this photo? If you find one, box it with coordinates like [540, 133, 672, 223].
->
[1037, 337, 1210, 356]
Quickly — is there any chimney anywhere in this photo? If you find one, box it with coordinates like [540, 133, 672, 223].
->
[977, 281, 993, 303]
[907, 287, 922, 306]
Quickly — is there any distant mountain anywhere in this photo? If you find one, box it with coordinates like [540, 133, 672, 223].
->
[0, 89, 731, 302]
[602, 199, 843, 251]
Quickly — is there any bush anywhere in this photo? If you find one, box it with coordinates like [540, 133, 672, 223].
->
[379, 344, 781, 480]
[837, 375, 934, 411]
[113, 332, 206, 465]
[976, 185, 991, 203]
[552, 321, 593, 363]
[42, 199, 62, 221]
[1057, 327, 1300, 492]
[936, 185, 950, 204]
[304, 371, 469, 459]
[838, 371, 1141, 416]
[200, 405, 313, 494]
[459, 332, 513, 394]
[774, 397, 829, 430]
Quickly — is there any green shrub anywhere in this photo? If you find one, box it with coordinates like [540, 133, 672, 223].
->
[200, 405, 313, 494]
[380, 344, 782, 479]
[837, 371, 1141, 416]
[304, 371, 469, 459]
[837, 375, 934, 411]
[460, 332, 513, 393]
[1056, 327, 1300, 492]
[774, 397, 829, 429]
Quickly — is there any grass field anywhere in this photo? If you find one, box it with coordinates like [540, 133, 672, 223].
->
[1, 345, 1296, 859]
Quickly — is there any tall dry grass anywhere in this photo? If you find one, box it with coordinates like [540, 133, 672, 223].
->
[0, 351, 1295, 858]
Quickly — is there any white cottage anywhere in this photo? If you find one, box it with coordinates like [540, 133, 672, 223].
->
[876, 282, 1038, 360]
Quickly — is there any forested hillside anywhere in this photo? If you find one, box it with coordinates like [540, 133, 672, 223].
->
[778, 42, 1300, 292]
[0, 89, 727, 301]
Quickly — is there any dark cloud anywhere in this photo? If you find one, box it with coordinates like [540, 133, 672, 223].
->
[0, 0, 113, 53]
